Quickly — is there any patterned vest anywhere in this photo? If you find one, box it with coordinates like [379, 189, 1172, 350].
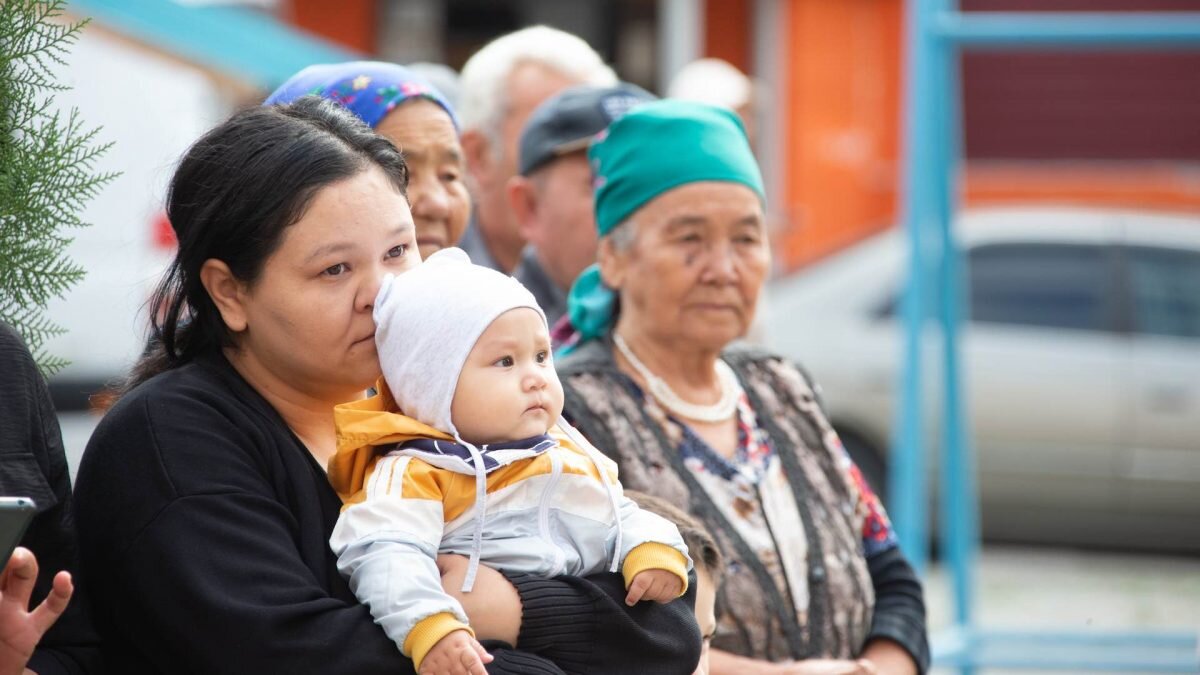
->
[559, 339, 876, 661]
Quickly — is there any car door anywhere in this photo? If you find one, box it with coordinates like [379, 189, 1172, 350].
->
[963, 242, 1127, 545]
[1121, 244, 1200, 549]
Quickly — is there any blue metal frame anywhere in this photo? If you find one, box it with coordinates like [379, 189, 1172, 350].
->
[892, 4, 1200, 672]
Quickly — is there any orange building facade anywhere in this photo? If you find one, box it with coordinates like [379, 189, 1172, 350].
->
[707, 0, 1200, 272]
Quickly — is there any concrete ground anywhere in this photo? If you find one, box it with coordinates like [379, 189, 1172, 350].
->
[58, 412, 1200, 672]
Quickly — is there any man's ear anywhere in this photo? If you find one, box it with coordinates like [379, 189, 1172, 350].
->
[596, 235, 627, 291]
[199, 259, 249, 333]
[459, 129, 494, 188]
[507, 175, 538, 242]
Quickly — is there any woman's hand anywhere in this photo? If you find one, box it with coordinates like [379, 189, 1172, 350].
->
[776, 659, 878, 675]
[437, 554, 521, 645]
[711, 649, 878, 675]
[0, 547, 73, 675]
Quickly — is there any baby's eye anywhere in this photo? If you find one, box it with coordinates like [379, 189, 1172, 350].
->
[536, 350, 550, 364]
[493, 356, 514, 368]
[385, 244, 408, 259]
[323, 263, 348, 276]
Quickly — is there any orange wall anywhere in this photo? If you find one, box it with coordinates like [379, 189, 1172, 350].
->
[704, 0, 752, 73]
[287, 0, 377, 54]
[779, 0, 903, 271]
[774, 0, 1200, 272]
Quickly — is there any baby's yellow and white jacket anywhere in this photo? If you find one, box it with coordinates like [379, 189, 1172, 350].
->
[328, 382, 691, 670]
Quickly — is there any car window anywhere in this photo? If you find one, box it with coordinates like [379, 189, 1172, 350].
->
[1127, 246, 1200, 339]
[968, 243, 1115, 332]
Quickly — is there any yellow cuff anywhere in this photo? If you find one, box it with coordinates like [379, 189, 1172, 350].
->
[404, 612, 473, 670]
[622, 542, 690, 595]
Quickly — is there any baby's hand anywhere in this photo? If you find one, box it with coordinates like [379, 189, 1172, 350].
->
[625, 568, 683, 606]
[419, 629, 492, 675]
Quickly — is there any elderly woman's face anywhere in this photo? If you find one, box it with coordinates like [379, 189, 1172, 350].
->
[376, 99, 471, 259]
[602, 182, 768, 350]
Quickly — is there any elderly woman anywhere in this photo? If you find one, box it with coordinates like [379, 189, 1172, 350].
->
[558, 101, 929, 675]
[266, 61, 470, 260]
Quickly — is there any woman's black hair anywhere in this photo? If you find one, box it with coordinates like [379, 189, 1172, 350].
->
[123, 96, 409, 393]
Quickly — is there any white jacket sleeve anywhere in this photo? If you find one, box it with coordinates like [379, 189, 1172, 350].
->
[614, 487, 693, 570]
[329, 455, 468, 654]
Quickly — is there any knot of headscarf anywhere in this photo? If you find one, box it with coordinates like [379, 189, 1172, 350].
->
[265, 61, 457, 129]
[559, 100, 765, 355]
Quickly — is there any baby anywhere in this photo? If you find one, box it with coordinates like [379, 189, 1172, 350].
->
[328, 248, 691, 675]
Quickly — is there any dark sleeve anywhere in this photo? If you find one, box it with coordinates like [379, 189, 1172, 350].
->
[0, 324, 102, 674]
[507, 570, 702, 675]
[73, 392, 419, 675]
[864, 546, 930, 674]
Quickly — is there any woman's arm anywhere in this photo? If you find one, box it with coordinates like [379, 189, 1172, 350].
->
[440, 556, 702, 675]
[859, 546, 928, 674]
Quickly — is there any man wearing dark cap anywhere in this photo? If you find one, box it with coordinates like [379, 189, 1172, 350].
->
[507, 83, 655, 324]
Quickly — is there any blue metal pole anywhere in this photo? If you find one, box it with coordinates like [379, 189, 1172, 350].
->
[931, 0, 980, 651]
[934, 12, 1200, 48]
[891, 0, 940, 575]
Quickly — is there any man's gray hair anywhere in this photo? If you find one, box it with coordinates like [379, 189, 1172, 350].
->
[458, 25, 617, 154]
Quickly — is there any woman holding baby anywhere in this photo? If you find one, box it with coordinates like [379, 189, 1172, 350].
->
[71, 95, 699, 674]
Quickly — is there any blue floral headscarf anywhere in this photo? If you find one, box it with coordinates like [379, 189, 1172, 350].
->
[265, 61, 457, 130]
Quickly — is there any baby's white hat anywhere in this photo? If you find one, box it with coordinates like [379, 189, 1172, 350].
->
[373, 247, 546, 436]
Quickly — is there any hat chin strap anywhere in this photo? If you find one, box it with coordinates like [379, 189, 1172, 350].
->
[453, 431, 489, 593]
[454, 418, 626, 594]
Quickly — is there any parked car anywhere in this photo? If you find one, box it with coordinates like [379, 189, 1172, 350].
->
[766, 207, 1200, 553]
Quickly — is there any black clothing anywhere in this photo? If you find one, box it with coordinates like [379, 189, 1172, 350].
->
[73, 352, 699, 674]
[0, 322, 102, 674]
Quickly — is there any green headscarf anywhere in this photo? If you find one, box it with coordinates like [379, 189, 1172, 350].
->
[561, 100, 765, 354]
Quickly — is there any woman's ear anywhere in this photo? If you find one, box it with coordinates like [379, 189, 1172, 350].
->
[199, 259, 249, 333]
[596, 235, 626, 290]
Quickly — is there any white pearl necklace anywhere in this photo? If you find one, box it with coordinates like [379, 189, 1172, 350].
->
[613, 334, 742, 423]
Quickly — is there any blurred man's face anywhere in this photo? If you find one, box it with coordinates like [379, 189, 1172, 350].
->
[463, 62, 581, 272]
[526, 153, 597, 291]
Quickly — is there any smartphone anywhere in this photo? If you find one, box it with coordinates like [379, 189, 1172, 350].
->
[0, 497, 37, 567]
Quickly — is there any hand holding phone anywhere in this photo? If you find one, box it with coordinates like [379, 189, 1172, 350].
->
[0, 498, 36, 566]
[0, 497, 74, 674]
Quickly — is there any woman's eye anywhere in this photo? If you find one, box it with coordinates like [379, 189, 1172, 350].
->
[440, 171, 460, 182]
[386, 244, 408, 259]
[494, 356, 514, 368]
[323, 263, 348, 276]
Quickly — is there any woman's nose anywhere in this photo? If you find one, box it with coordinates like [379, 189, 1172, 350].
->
[703, 243, 739, 282]
[358, 268, 386, 313]
[410, 172, 450, 219]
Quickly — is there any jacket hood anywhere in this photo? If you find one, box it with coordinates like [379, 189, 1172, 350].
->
[329, 378, 455, 502]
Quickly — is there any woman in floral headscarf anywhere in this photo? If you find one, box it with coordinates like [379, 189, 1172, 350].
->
[558, 100, 929, 675]
[267, 61, 470, 260]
